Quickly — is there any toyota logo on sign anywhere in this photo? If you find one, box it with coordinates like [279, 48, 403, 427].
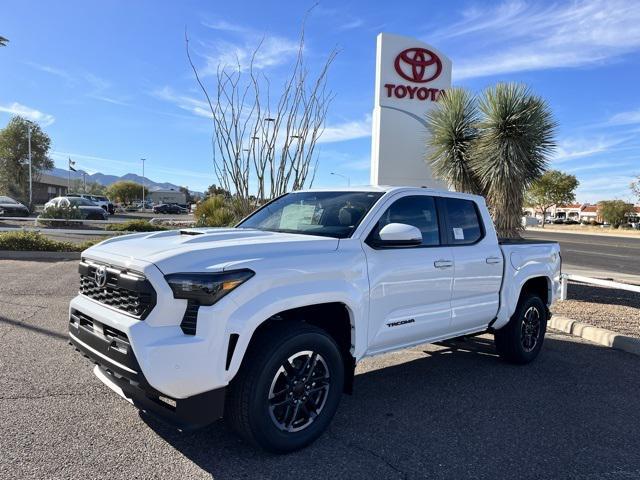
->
[394, 48, 442, 83]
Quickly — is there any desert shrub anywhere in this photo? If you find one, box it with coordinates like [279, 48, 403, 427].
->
[0, 231, 97, 251]
[106, 220, 166, 232]
[37, 205, 83, 227]
[194, 196, 256, 227]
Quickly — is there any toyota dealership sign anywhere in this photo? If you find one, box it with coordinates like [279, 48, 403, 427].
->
[370, 33, 451, 188]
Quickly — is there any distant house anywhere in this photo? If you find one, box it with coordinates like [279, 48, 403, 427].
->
[628, 206, 640, 224]
[523, 203, 630, 224]
[554, 203, 582, 220]
[33, 173, 68, 204]
[148, 188, 186, 205]
[578, 205, 599, 222]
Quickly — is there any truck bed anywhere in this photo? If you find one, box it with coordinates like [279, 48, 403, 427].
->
[499, 238, 558, 245]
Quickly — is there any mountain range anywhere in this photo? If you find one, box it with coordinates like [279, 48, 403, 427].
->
[46, 167, 202, 194]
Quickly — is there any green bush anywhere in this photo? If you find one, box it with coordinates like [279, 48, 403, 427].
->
[194, 195, 255, 227]
[0, 231, 97, 252]
[106, 219, 166, 232]
[37, 205, 83, 227]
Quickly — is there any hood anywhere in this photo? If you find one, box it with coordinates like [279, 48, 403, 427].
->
[84, 228, 340, 274]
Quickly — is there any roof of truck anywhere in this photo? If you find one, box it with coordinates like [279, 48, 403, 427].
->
[297, 185, 485, 201]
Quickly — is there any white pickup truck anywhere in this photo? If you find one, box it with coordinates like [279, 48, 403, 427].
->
[69, 186, 561, 452]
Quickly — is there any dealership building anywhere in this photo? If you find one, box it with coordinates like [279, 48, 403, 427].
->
[32, 173, 69, 204]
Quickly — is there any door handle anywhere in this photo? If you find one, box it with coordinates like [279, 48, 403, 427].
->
[434, 260, 453, 269]
[486, 256, 502, 264]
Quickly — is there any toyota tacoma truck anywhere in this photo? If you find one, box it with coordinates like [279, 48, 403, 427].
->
[68, 186, 561, 452]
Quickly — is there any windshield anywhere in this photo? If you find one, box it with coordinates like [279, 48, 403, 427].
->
[238, 191, 384, 238]
[0, 196, 18, 204]
[68, 197, 97, 207]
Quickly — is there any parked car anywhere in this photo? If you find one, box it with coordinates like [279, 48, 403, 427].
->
[0, 196, 29, 217]
[563, 219, 579, 225]
[553, 218, 565, 224]
[153, 203, 188, 214]
[69, 186, 561, 453]
[68, 193, 115, 214]
[43, 196, 107, 220]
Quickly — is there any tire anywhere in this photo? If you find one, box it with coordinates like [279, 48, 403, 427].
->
[494, 292, 547, 364]
[226, 322, 344, 453]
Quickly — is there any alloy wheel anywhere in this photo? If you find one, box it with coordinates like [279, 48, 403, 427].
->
[267, 350, 331, 433]
[520, 306, 541, 353]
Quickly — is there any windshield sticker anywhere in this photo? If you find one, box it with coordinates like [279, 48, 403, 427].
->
[280, 204, 317, 230]
[453, 227, 464, 240]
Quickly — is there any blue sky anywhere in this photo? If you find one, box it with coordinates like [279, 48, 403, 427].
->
[1, 0, 639, 202]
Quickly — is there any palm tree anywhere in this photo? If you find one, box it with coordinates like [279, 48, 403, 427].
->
[426, 83, 556, 238]
[472, 84, 556, 238]
[0, 36, 8, 47]
[426, 88, 483, 195]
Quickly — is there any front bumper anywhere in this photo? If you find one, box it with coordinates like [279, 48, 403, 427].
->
[69, 309, 225, 431]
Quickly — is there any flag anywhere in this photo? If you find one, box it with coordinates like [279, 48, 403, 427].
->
[69, 157, 77, 172]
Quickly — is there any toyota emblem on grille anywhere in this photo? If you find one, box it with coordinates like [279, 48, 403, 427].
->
[94, 265, 107, 288]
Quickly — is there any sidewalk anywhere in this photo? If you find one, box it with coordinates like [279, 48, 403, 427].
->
[562, 264, 640, 285]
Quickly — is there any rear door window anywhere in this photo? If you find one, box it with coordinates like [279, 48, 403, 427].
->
[441, 198, 483, 245]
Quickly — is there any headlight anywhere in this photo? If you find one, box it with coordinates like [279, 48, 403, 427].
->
[165, 269, 254, 306]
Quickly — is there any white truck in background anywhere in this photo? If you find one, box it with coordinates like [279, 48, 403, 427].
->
[69, 186, 561, 452]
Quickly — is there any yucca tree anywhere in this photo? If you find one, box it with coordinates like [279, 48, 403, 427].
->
[426, 88, 483, 195]
[472, 84, 556, 238]
[426, 83, 556, 238]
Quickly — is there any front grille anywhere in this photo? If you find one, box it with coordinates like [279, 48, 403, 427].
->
[69, 309, 138, 375]
[79, 261, 156, 319]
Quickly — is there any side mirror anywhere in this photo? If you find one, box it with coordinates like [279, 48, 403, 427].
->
[375, 223, 422, 247]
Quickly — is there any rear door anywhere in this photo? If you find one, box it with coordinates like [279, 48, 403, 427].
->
[439, 197, 503, 332]
[363, 194, 454, 354]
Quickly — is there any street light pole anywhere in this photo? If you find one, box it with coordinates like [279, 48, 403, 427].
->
[330, 172, 350, 186]
[27, 126, 32, 207]
[141, 158, 146, 208]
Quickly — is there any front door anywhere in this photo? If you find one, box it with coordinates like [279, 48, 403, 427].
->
[363, 194, 454, 354]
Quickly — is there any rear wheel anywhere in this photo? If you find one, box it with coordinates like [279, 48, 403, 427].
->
[494, 293, 547, 364]
[225, 322, 344, 453]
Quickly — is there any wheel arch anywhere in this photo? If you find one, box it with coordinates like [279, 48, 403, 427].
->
[234, 302, 357, 394]
[520, 276, 551, 306]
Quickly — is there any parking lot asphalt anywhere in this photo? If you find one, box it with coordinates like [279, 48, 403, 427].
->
[2, 260, 640, 479]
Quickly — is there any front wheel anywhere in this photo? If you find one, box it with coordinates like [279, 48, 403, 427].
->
[225, 322, 344, 453]
[494, 293, 547, 364]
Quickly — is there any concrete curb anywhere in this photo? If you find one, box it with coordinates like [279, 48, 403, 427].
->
[549, 315, 640, 356]
[0, 250, 81, 260]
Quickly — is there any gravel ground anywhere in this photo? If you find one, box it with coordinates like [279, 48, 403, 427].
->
[552, 281, 640, 338]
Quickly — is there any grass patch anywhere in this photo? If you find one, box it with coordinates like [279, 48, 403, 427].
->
[0, 231, 97, 252]
[105, 219, 166, 232]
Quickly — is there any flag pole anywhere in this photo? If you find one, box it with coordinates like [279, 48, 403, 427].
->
[27, 126, 32, 207]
